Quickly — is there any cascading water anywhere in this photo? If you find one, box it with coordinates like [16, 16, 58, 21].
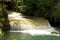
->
[8, 11, 60, 36]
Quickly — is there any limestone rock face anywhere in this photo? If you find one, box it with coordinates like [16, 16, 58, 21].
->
[8, 11, 52, 30]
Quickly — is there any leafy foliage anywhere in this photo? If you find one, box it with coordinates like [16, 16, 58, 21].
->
[0, 3, 10, 32]
[4, 0, 59, 23]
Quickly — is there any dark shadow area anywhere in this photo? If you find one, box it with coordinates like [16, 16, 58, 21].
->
[4, 1, 13, 11]
[48, 18, 60, 28]
[0, 1, 14, 11]
[0, 1, 11, 32]
[1, 10, 10, 32]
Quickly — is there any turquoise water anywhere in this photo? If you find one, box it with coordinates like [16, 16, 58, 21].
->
[2, 32, 60, 40]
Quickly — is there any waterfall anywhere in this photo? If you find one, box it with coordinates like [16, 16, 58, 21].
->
[8, 11, 60, 36]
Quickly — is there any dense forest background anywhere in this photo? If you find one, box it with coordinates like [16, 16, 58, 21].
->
[0, 0, 60, 32]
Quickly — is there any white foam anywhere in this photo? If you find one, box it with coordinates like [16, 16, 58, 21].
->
[9, 30, 60, 36]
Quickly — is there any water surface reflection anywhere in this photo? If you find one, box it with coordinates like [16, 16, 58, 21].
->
[2, 32, 60, 40]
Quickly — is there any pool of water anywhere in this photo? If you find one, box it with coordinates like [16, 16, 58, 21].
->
[2, 32, 60, 40]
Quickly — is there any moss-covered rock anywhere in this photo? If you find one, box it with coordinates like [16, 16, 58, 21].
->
[0, 28, 3, 37]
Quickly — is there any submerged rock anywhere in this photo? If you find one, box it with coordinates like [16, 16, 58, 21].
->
[51, 31, 59, 34]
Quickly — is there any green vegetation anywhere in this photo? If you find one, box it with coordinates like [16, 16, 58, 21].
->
[0, 1, 10, 33]
[14, 0, 60, 20]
